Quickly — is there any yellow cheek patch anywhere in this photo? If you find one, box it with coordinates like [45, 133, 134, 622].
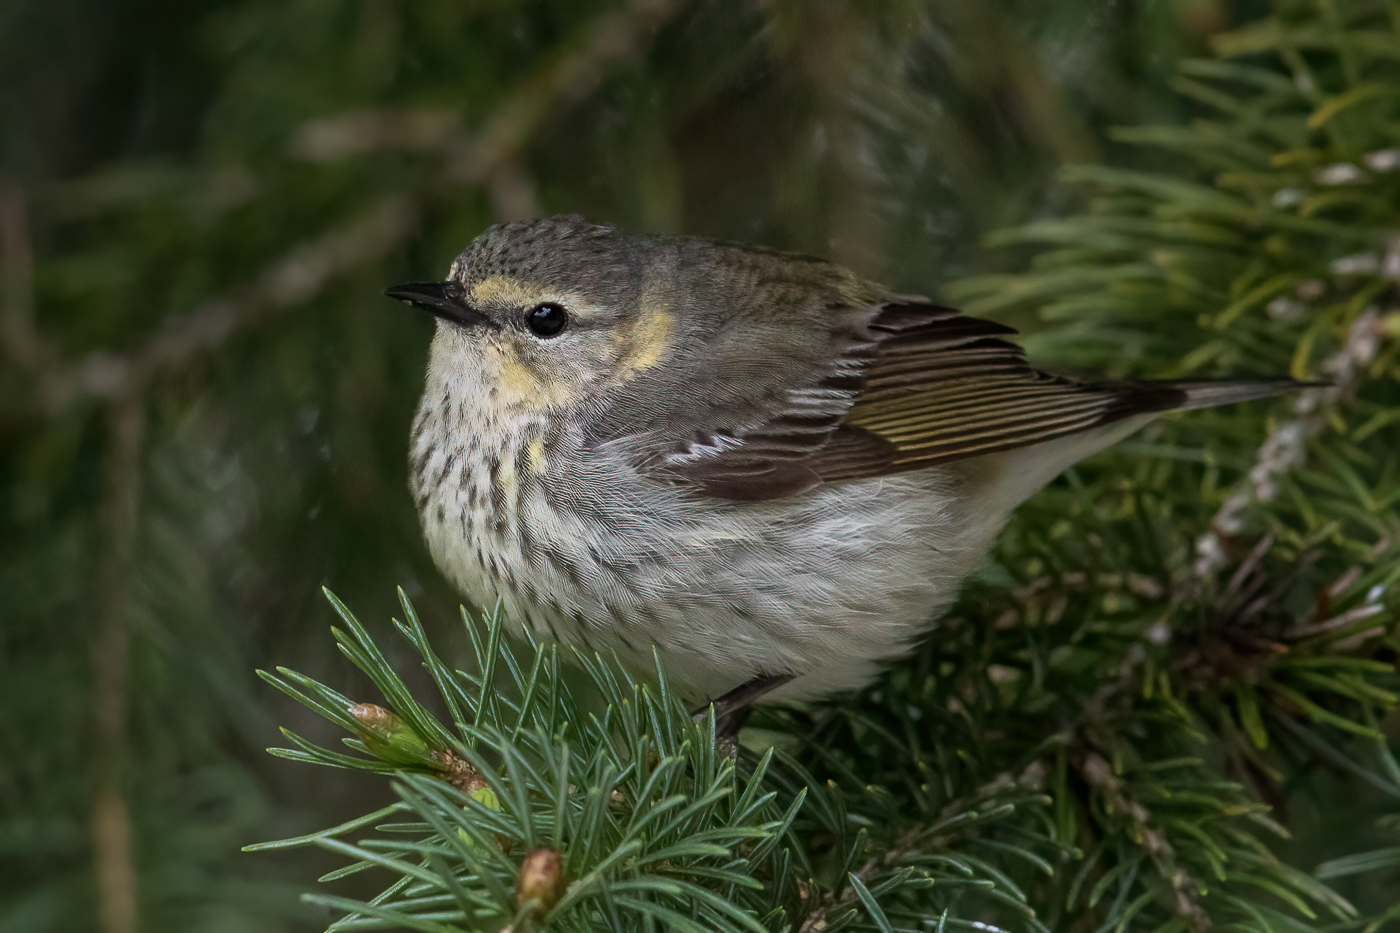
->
[616, 307, 673, 379]
[524, 436, 546, 473]
[486, 344, 580, 410]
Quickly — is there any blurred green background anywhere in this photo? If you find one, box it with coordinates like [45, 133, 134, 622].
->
[0, 1, 1307, 931]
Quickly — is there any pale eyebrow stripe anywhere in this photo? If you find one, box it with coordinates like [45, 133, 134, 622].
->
[469, 276, 607, 323]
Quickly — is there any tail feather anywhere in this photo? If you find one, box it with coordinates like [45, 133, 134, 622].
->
[969, 376, 1319, 518]
[1155, 378, 1320, 412]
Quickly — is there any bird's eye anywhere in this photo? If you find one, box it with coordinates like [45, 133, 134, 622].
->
[525, 302, 569, 338]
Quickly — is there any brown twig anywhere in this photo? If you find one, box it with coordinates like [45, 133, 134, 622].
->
[0, 185, 55, 373]
[7, 7, 688, 925]
[293, 0, 687, 171]
[19, 0, 688, 417]
[984, 569, 1222, 927]
[91, 395, 146, 933]
[291, 0, 688, 221]
[452, 0, 685, 180]
[770, 1, 879, 272]
[6, 195, 414, 933]
[34, 196, 418, 414]
[0, 183, 149, 932]
[1193, 304, 1389, 581]
[1077, 752, 1211, 932]
[796, 764, 1048, 932]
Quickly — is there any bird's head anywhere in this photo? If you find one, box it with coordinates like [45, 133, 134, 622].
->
[387, 216, 685, 421]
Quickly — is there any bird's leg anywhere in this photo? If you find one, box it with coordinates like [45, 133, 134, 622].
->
[695, 673, 795, 741]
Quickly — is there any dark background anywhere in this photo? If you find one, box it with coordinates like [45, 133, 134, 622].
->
[0, 1, 1303, 931]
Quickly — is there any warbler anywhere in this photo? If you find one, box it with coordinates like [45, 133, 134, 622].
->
[388, 215, 1297, 710]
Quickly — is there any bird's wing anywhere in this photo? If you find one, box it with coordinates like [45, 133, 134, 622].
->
[828, 301, 1188, 477]
[651, 299, 1186, 501]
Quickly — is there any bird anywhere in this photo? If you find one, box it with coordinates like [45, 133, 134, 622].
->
[387, 214, 1300, 718]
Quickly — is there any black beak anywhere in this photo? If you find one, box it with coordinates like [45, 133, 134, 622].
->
[384, 281, 488, 327]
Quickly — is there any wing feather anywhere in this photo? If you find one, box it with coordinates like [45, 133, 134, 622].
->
[653, 297, 1190, 499]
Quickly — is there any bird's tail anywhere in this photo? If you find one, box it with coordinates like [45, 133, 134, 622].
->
[968, 376, 1319, 518]
[1156, 378, 1321, 411]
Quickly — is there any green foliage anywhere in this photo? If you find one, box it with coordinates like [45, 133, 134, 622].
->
[0, 2, 1198, 930]
[249, 1, 1400, 930]
[253, 590, 804, 932]
[259, 553, 1394, 932]
[4, 0, 1400, 931]
[940, 0, 1400, 926]
[255, 591, 1060, 932]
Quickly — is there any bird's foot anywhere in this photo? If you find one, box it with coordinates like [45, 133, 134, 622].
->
[693, 673, 795, 751]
